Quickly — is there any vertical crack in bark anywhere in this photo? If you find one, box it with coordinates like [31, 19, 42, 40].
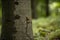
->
[25, 17, 33, 40]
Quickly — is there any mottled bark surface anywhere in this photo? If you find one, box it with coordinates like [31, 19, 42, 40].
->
[14, 0, 33, 40]
[1, 0, 33, 40]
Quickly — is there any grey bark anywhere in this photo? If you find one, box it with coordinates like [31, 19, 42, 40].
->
[1, 0, 34, 40]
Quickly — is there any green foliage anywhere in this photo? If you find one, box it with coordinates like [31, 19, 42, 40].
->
[36, 0, 60, 18]
[48, 29, 60, 40]
[32, 16, 60, 40]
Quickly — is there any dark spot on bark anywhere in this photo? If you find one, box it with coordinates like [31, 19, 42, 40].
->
[15, 15, 20, 19]
[15, 2, 19, 5]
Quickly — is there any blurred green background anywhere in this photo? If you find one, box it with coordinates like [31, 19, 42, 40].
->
[0, 0, 60, 40]
[0, 0, 2, 36]
[32, 0, 60, 40]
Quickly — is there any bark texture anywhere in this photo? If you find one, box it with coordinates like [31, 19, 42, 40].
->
[1, 0, 33, 40]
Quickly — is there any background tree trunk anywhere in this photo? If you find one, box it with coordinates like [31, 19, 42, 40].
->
[31, 0, 37, 19]
[1, 0, 34, 40]
[46, 0, 49, 17]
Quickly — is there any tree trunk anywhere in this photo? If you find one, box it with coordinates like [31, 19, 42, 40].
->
[46, 0, 49, 17]
[1, 0, 34, 40]
[31, 0, 37, 19]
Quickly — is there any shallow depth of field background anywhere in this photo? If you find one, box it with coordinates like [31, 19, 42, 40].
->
[0, 0, 2, 35]
[0, 0, 60, 40]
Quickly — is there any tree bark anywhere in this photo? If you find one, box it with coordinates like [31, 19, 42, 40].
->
[1, 0, 34, 40]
